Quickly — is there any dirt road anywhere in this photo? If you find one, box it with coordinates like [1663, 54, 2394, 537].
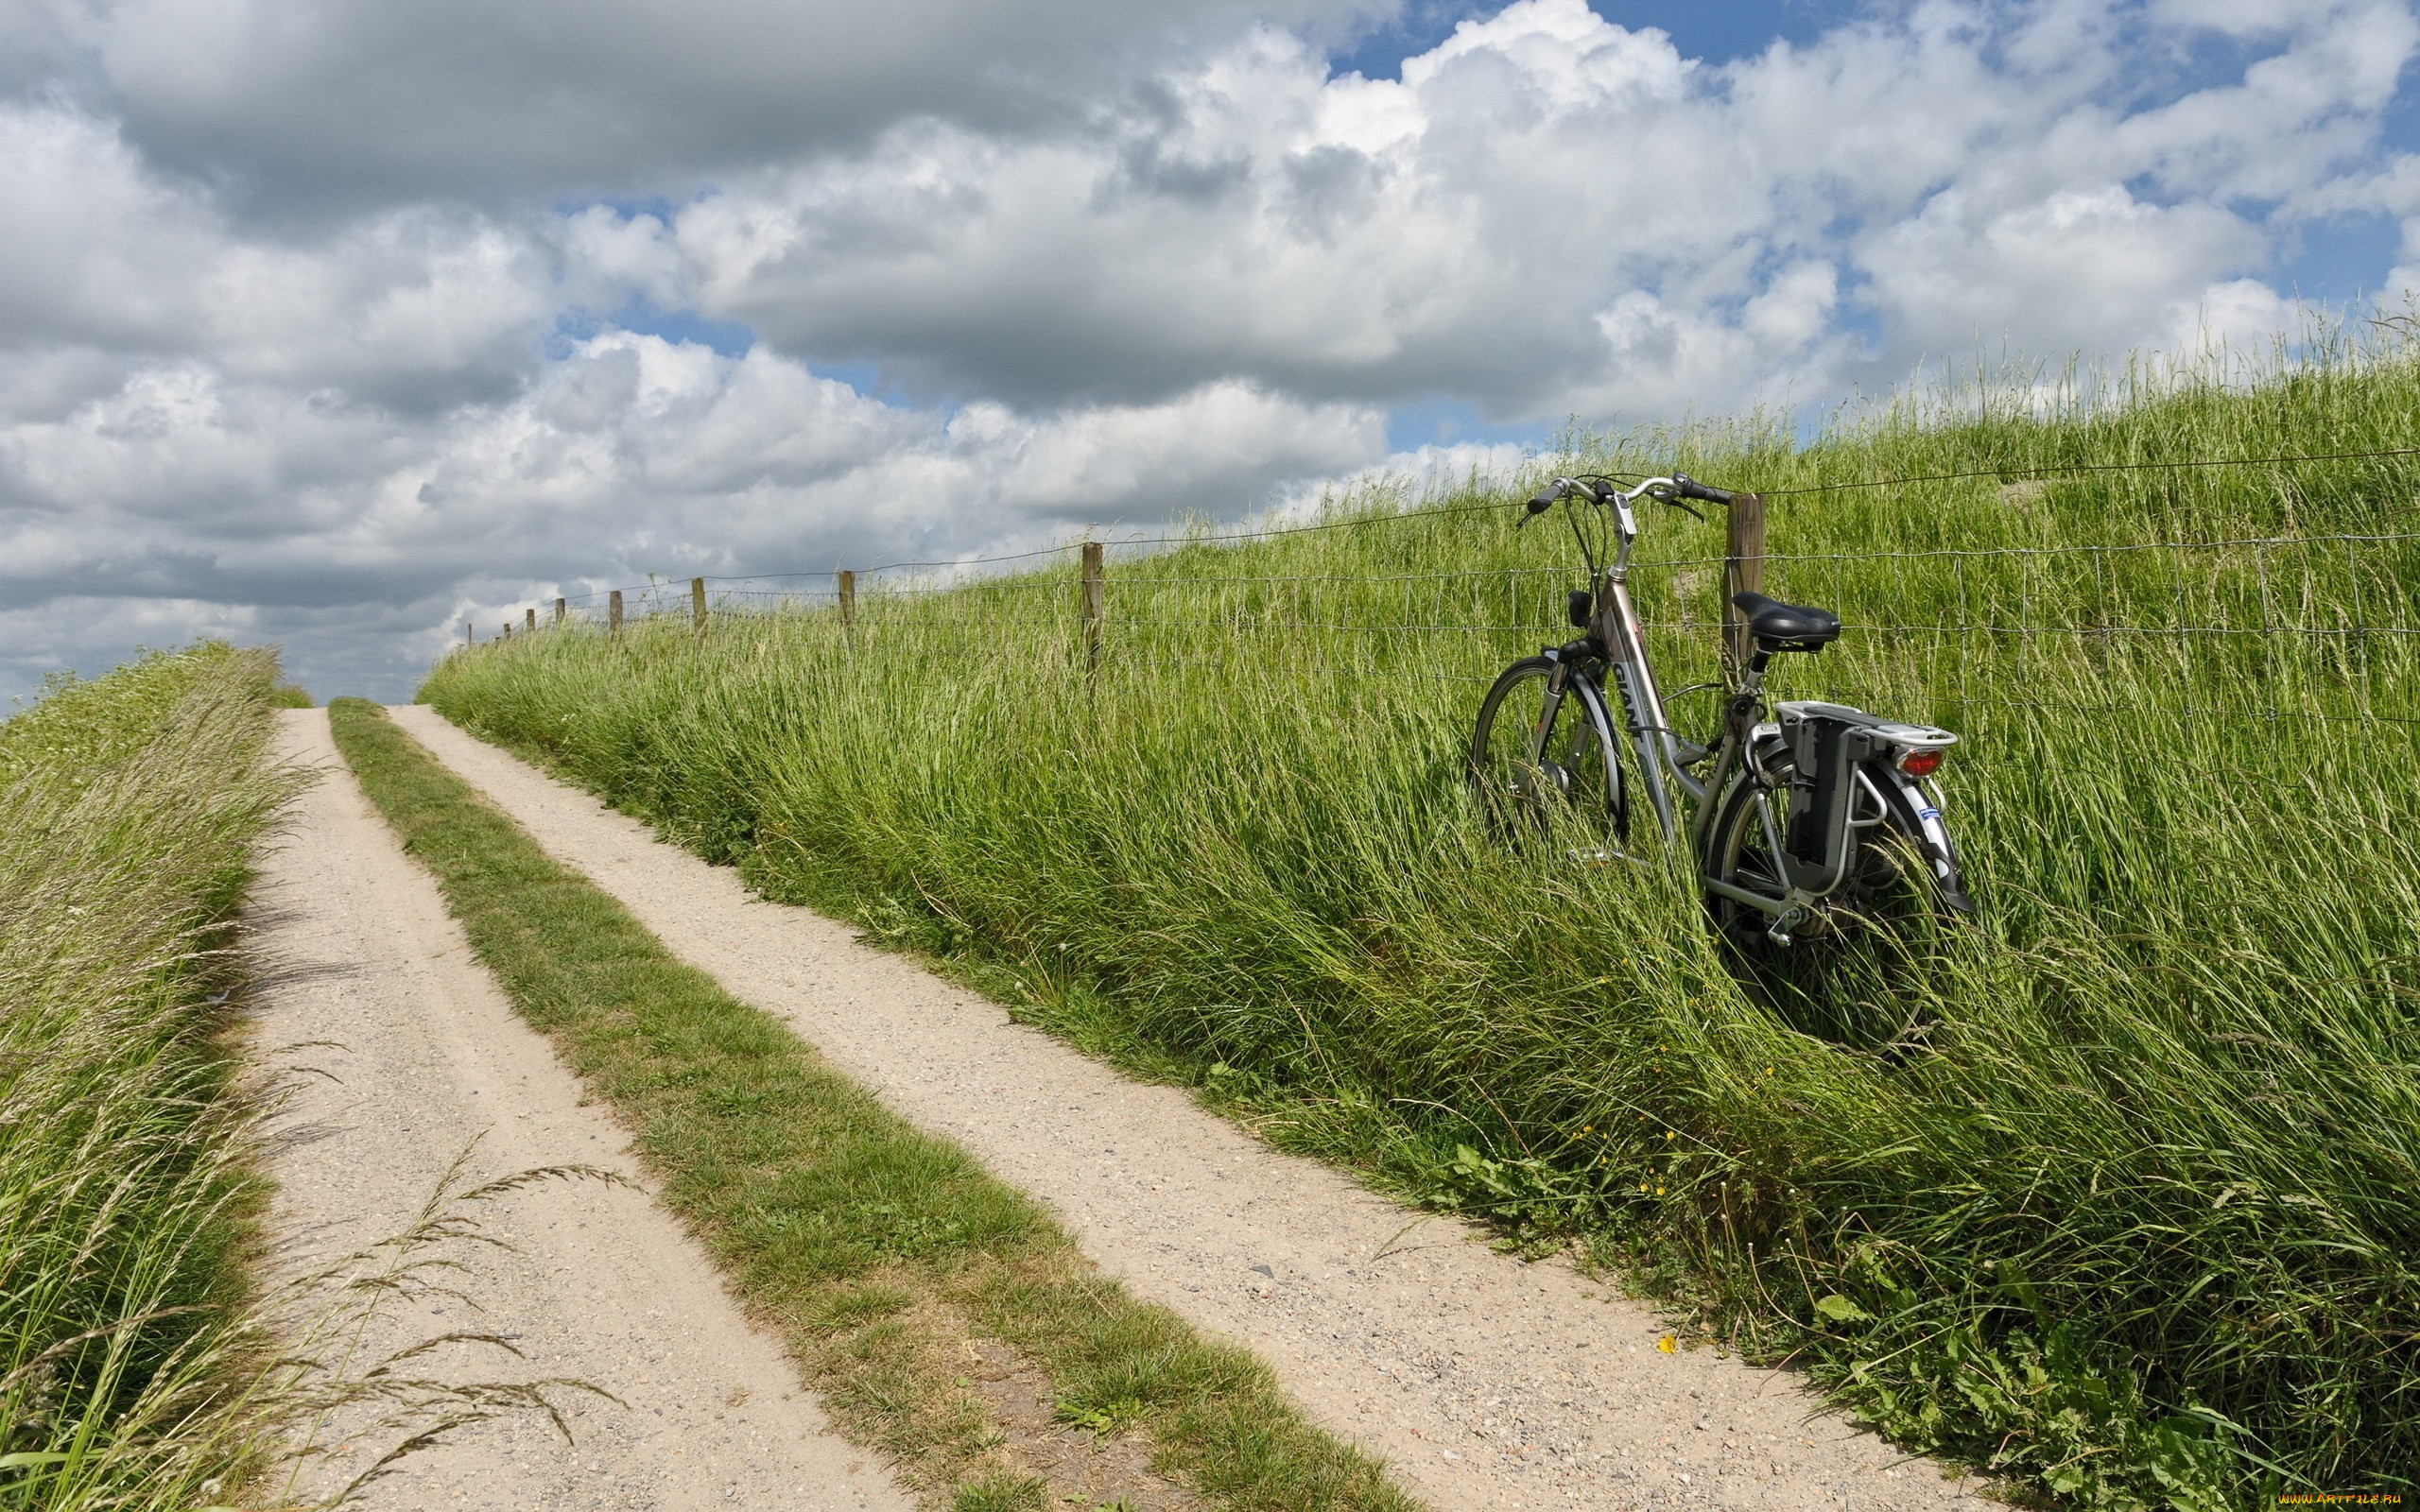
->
[250, 709, 915, 1511]
[392, 704, 1992, 1512]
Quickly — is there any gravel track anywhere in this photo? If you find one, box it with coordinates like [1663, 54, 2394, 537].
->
[249, 710, 915, 1511]
[392, 704, 1995, 1512]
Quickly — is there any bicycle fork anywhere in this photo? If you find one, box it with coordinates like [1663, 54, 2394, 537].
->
[1523, 660, 1571, 799]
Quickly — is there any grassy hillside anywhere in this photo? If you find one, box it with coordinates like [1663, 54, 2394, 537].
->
[424, 342, 2420, 1509]
[0, 645, 305, 1508]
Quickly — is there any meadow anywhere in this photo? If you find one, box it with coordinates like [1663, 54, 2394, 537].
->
[0, 644, 305, 1508]
[424, 338, 2420, 1509]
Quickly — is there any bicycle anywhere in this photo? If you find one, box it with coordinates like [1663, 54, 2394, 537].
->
[1468, 472, 1973, 950]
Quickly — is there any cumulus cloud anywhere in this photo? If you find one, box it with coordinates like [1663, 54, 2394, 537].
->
[0, 332, 1380, 696]
[21, 0, 1388, 207]
[1, 0, 2417, 701]
[0, 103, 553, 409]
[655, 0, 2416, 417]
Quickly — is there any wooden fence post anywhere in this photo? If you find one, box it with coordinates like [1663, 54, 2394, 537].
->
[838, 569, 856, 630]
[525, 607, 536, 634]
[691, 576, 706, 634]
[465, 622, 472, 646]
[1721, 492, 1767, 677]
[1080, 541, 1104, 674]
[554, 596, 565, 627]
[609, 589, 623, 635]
[503, 622, 511, 641]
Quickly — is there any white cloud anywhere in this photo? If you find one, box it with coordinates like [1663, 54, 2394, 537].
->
[661, 0, 2411, 417]
[31, 0, 1388, 206]
[0, 331, 1384, 696]
[2150, 0, 2343, 37]
[1266, 436, 1538, 524]
[1855, 184, 2267, 360]
[1742, 262, 1841, 351]
[0, 103, 553, 407]
[0, 106, 224, 352]
[2164, 277, 2301, 360]
[3, 0, 2418, 702]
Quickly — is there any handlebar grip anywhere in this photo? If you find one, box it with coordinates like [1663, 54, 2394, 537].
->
[1670, 474, 1735, 506]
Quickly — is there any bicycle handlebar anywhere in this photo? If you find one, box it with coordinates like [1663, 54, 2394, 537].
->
[1668, 474, 1734, 506]
[1521, 472, 1734, 532]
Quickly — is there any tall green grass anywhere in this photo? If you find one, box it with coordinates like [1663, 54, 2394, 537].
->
[0, 644, 306, 1508]
[424, 335, 2420, 1509]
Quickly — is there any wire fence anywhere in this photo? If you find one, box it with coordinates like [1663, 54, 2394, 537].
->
[462, 448, 2420, 730]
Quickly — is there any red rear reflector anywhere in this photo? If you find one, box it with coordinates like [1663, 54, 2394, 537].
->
[1898, 748, 1944, 779]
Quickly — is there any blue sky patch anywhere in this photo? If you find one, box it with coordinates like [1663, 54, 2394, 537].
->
[571, 301, 758, 358]
[1386, 395, 1557, 454]
[1332, 0, 1868, 80]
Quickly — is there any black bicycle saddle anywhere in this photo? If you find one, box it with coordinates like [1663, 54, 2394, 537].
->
[1732, 591, 1842, 648]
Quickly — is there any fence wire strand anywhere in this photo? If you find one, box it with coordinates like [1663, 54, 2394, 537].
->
[464, 445, 2420, 731]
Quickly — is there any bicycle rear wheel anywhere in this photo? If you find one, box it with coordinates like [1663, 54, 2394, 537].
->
[1468, 657, 1626, 849]
[1702, 747, 1951, 1051]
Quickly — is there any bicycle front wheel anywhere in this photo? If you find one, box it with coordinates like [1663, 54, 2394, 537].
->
[1468, 657, 1626, 849]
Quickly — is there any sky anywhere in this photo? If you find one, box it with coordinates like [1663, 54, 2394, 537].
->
[4, 0, 2418, 703]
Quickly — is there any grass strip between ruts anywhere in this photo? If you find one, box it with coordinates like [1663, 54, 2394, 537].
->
[324, 698, 1417, 1512]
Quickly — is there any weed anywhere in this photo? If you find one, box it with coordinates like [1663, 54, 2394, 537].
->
[0, 645, 302, 1508]
[955, 1470, 1049, 1512]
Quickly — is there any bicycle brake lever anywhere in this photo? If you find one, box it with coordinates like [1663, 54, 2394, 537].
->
[1662, 497, 1707, 522]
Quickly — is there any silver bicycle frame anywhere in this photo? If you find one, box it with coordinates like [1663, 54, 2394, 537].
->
[1583, 477, 1704, 846]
